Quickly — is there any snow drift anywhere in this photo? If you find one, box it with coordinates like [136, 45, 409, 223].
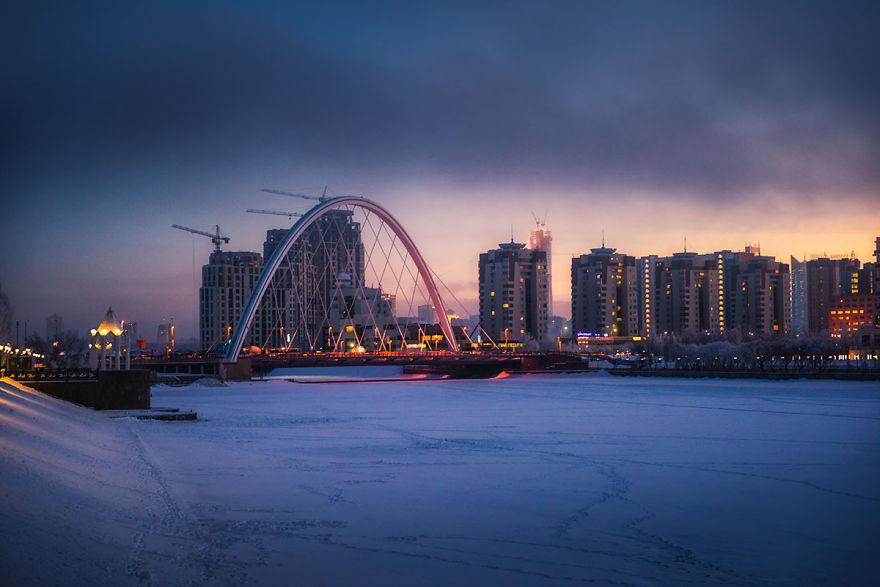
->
[2, 374, 879, 585]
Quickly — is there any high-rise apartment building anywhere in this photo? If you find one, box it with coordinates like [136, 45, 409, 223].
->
[571, 245, 638, 337]
[479, 240, 548, 345]
[874, 237, 880, 298]
[199, 251, 264, 351]
[728, 254, 791, 335]
[281, 210, 365, 350]
[639, 255, 659, 338]
[208, 213, 368, 352]
[529, 221, 552, 321]
[790, 256, 808, 334]
[157, 317, 173, 349]
[805, 257, 861, 333]
[804, 239, 880, 338]
[634, 247, 789, 338]
[647, 252, 720, 336]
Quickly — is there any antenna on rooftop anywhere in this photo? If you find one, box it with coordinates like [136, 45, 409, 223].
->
[602, 229, 605, 248]
[684, 236, 687, 253]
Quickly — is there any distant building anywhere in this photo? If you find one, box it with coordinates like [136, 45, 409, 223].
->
[157, 317, 173, 349]
[268, 211, 365, 351]
[571, 245, 638, 337]
[829, 294, 876, 339]
[263, 228, 289, 261]
[418, 304, 437, 325]
[638, 255, 659, 338]
[647, 251, 718, 336]
[548, 315, 569, 340]
[46, 314, 63, 341]
[199, 213, 369, 352]
[529, 221, 553, 324]
[805, 256, 861, 333]
[874, 237, 880, 300]
[260, 228, 295, 350]
[790, 256, 808, 334]
[123, 321, 137, 342]
[199, 251, 264, 351]
[636, 246, 789, 338]
[479, 239, 549, 345]
[728, 252, 791, 336]
[326, 275, 396, 351]
[806, 238, 880, 339]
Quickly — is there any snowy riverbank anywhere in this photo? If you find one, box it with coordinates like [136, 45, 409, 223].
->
[2, 374, 879, 585]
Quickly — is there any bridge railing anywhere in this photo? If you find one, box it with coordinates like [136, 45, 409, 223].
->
[8, 368, 97, 382]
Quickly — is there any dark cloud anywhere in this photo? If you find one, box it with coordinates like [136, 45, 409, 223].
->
[2, 0, 878, 336]
[3, 0, 880, 199]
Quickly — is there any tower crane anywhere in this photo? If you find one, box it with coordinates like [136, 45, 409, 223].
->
[261, 185, 330, 202]
[171, 224, 229, 252]
[246, 209, 304, 220]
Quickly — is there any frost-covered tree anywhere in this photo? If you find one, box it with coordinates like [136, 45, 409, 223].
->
[0, 279, 12, 344]
[25, 331, 88, 369]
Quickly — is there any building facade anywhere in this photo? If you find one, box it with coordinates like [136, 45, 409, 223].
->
[199, 251, 264, 351]
[326, 278, 396, 351]
[790, 256, 808, 334]
[571, 246, 638, 337]
[479, 240, 549, 345]
[805, 257, 861, 333]
[728, 254, 791, 336]
[874, 237, 880, 301]
[529, 222, 553, 322]
[633, 247, 790, 339]
[281, 210, 366, 351]
[829, 294, 876, 338]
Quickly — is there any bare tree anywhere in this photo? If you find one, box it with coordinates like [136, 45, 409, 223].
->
[25, 330, 88, 369]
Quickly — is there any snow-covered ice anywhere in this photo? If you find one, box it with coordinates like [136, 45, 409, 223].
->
[2, 373, 879, 585]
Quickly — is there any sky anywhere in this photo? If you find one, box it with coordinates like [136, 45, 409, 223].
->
[2, 0, 879, 342]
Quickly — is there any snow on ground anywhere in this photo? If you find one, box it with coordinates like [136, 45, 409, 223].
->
[2, 374, 880, 585]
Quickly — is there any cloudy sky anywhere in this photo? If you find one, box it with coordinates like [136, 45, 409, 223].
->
[2, 0, 878, 341]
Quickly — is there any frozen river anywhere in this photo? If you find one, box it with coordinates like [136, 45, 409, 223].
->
[2, 373, 879, 585]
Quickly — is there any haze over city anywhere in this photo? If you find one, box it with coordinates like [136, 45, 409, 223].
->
[2, 0, 878, 339]
[4, 4, 880, 585]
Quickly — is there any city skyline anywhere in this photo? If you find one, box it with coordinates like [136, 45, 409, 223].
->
[2, 1, 879, 339]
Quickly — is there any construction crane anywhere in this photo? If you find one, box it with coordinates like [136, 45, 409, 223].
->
[171, 224, 229, 252]
[261, 186, 329, 202]
[246, 209, 303, 220]
[531, 209, 548, 228]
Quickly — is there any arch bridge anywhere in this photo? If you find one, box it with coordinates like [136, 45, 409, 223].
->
[224, 197, 458, 363]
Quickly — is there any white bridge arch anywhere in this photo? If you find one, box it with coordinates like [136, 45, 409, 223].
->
[224, 196, 458, 362]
